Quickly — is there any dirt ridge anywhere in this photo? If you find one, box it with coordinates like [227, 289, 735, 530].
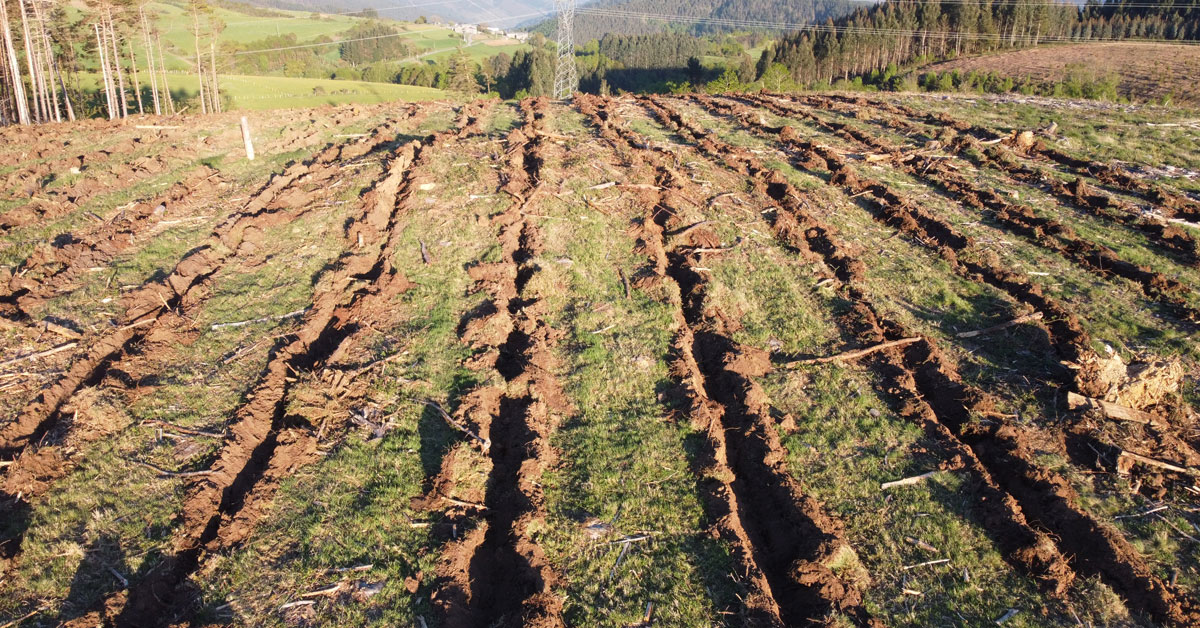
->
[0, 107, 424, 581]
[113, 102, 488, 626]
[641, 93, 1082, 601]
[673, 94, 1199, 626]
[432, 97, 565, 628]
[795, 94, 1200, 268]
[822, 94, 1200, 224]
[585, 94, 880, 627]
[735, 94, 1199, 323]
[0, 115, 415, 459]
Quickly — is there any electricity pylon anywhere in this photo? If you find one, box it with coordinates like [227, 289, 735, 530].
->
[553, 0, 577, 99]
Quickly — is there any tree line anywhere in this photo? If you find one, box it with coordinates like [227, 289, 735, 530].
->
[757, 0, 1200, 87]
[532, 0, 859, 42]
[0, 0, 239, 126]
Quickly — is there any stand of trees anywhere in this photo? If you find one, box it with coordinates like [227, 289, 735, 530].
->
[758, 0, 1200, 87]
[532, 0, 859, 42]
[0, 0, 230, 126]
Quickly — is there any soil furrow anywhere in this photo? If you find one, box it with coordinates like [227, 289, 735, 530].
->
[698, 95, 1200, 476]
[0, 114, 414, 459]
[0, 107, 387, 235]
[639, 93, 1075, 600]
[113, 103, 488, 626]
[433, 98, 565, 628]
[721, 94, 1199, 322]
[0, 166, 225, 321]
[583, 94, 878, 627]
[816, 94, 1200, 224]
[0, 108, 424, 574]
[789, 94, 1200, 268]
[645, 95, 1200, 626]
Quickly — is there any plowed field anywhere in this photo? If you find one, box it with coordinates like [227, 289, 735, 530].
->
[1, 93, 1199, 628]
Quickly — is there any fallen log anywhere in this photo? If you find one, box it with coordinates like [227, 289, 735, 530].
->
[1067, 392, 1165, 428]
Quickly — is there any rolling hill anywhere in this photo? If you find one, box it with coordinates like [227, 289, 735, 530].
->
[530, 0, 858, 42]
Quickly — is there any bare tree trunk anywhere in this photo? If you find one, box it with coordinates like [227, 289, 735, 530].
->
[156, 31, 173, 114]
[32, 0, 59, 122]
[16, 0, 41, 122]
[35, 27, 51, 121]
[191, 5, 205, 114]
[128, 41, 142, 114]
[106, 12, 127, 118]
[27, 4, 50, 121]
[208, 38, 219, 113]
[95, 22, 115, 119]
[55, 54, 73, 121]
[140, 5, 159, 115]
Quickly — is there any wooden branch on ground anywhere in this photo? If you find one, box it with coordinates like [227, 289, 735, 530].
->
[785, 337, 922, 367]
[902, 558, 950, 570]
[617, 183, 660, 190]
[299, 583, 344, 598]
[41, 319, 82, 340]
[141, 419, 223, 438]
[423, 400, 490, 451]
[881, 470, 940, 490]
[668, 220, 713, 238]
[956, 311, 1043, 338]
[0, 605, 46, 628]
[210, 308, 306, 331]
[1067, 392, 1166, 428]
[1118, 451, 1200, 477]
[0, 341, 77, 367]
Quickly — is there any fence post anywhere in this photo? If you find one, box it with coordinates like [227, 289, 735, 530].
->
[240, 116, 255, 161]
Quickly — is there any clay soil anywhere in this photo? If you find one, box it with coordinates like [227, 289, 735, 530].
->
[1, 92, 1199, 628]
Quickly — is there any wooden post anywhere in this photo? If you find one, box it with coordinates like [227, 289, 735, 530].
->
[240, 116, 254, 160]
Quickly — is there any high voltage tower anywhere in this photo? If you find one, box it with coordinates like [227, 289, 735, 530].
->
[553, 0, 578, 99]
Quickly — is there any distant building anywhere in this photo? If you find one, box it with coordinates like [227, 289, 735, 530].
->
[508, 31, 530, 42]
[452, 23, 478, 35]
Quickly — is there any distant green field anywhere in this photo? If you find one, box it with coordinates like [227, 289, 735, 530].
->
[66, 1, 531, 73]
[78, 72, 452, 111]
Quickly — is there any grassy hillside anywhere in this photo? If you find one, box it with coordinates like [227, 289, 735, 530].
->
[68, 1, 530, 72]
[3, 94, 1200, 627]
[76, 72, 452, 111]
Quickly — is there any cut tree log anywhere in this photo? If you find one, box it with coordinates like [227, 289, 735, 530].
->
[1067, 392, 1166, 428]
